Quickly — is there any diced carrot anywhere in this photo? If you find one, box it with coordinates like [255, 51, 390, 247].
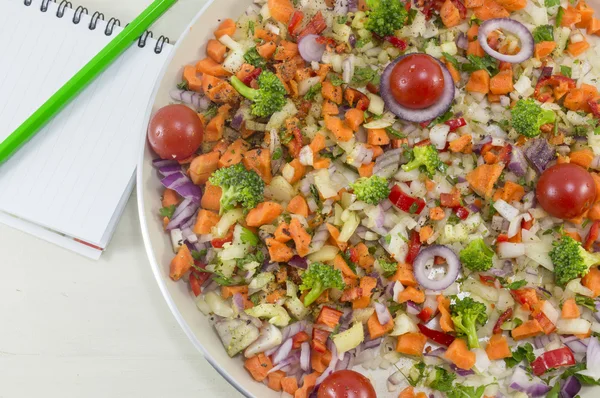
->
[287, 195, 309, 217]
[365, 144, 383, 158]
[445, 60, 461, 84]
[582, 267, 600, 297]
[258, 41, 277, 59]
[445, 338, 476, 369]
[570, 149, 594, 169]
[202, 75, 239, 104]
[358, 162, 374, 177]
[266, 238, 294, 262]
[193, 209, 220, 235]
[221, 285, 249, 299]
[466, 163, 504, 198]
[309, 133, 327, 153]
[345, 108, 365, 132]
[564, 88, 586, 111]
[201, 182, 222, 212]
[313, 157, 331, 169]
[289, 218, 312, 257]
[183, 65, 203, 92]
[568, 39, 590, 58]
[243, 148, 272, 184]
[266, 289, 285, 304]
[367, 312, 394, 339]
[419, 225, 434, 243]
[466, 70, 490, 94]
[367, 129, 391, 146]
[397, 286, 426, 304]
[274, 222, 292, 243]
[316, 306, 344, 328]
[274, 40, 299, 61]
[496, 180, 525, 202]
[399, 387, 416, 398]
[207, 39, 227, 63]
[437, 295, 454, 332]
[561, 298, 581, 319]
[587, 17, 600, 34]
[169, 245, 194, 281]
[162, 188, 180, 208]
[449, 135, 472, 153]
[218, 139, 251, 168]
[467, 40, 485, 57]
[334, 254, 358, 280]
[429, 207, 446, 221]
[440, 0, 461, 27]
[390, 263, 417, 287]
[294, 372, 318, 398]
[396, 332, 428, 356]
[322, 81, 343, 104]
[281, 376, 299, 395]
[485, 334, 512, 360]
[244, 353, 273, 382]
[465, 0, 483, 7]
[268, 0, 295, 23]
[321, 100, 339, 117]
[235, 64, 256, 83]
[495, 0, 525, 11]
[310, 348, 332, 373]
[576, 0, 594, 27]
[214, 18, 236, 39]
[325, 115, 353, 142]
[316, 63, 332, 81]
[246, 202, 283, 227]
[352, 276, 377, 309]
[467, 24, 479, 41]
[284, 159, 306, 184]
[474, 0, 509, 20]
[489, 68, 513, 95]
[267, 370, 286, 392]
[534, 41, 556, 59]
[355, 243, 375, 272]
[196, 58, 231, 77]
[512, 319, 544, 340]
[561, 6, 582, 27]
[588, 203, 600, 221]
[255, 28, 277, 42]
[205, 112, 226, 142]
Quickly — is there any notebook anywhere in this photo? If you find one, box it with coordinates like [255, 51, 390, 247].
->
[0, 0, 173, 259]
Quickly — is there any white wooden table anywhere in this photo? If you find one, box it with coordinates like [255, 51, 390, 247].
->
[0, 1, 240, 396]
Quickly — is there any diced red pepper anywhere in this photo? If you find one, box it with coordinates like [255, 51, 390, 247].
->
[497, 144, 513, 164]
[316, 306, 344, 329]
[588, 99, 600, 119]
[522, 217, 533, 230]
[417, 323, 456, 347]
[288, 10, 304, 36]
[366, 82, 379, 94]
[211, 229, 233, 248]
[344, 88, 370, 111]
[455, 206, 469, 220]
[532, 306, 556, 335]
[346, 247, 359, 263]
[440, 190, 461, 208]
[288, 125, 303, 158]
[496, 234, 509, 243]
[534, 75, 576, 101]
[444, 117, 467, 132]
[385, 36, 408, 51]
[479, 274, 497, 287]
[298, 11, 327, 39]
[584, 221, 600, 251]
[189, 261, 210, 296]
[531, 347, 576, 376]
[511, 288, 539, 307]
[493, 308, 513, 334]
[389, 185, 426, 215]
[315, 36, 337, 47]
[242, 67, 262, 86]
[414, 138, 432, 147]
[418, 307, 435, 323]
[292, 331, 310, 349]
[311, 327, 330, 353]
[405, 230, 421, 265]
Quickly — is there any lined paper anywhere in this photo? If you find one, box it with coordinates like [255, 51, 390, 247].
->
[0, 0, 172, 257]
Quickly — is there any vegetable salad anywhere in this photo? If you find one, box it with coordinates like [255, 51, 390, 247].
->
[149, 0, 600, 396]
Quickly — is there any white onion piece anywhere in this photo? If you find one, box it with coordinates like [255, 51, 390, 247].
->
[497, 242, 525, 258]
[413, 245, 461, 291]
[478, 18, 534, 64]
[298, 34, 326, 63]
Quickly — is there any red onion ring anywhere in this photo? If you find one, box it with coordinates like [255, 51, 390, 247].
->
[298, 34, 326, 63]
[478, 18, 534, 64]
[380, 54, 455, 123]
[413, 245, 461, 291]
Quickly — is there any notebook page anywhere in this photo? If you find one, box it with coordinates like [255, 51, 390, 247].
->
[0, 0, 172, 246]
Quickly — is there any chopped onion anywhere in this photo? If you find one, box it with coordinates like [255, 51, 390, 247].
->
[497, 242, 525, 259]
[300, 342, 311, 371]
[509, 366, 551, 397]
[493, 199, 520, 221]
[429, 124, 450, 150]
[374, 302, 392, 325]
[298, 34, 326, 63]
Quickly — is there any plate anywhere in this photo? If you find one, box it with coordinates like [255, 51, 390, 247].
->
[136, 0, 600, 397]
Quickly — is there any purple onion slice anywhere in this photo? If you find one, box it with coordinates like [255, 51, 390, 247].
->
[412, 245, 461, 291]
[380, 54, 455, 123]
[478, 18, 534, 64]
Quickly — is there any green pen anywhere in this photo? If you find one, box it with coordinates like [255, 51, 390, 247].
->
[0, 0, 177, 164]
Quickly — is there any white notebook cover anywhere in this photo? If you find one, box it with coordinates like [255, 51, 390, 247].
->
[0, 0, 172, 258]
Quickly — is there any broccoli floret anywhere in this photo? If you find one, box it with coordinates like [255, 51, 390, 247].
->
[459, 239, 494, 272]
[550, 235, 600, 286]
[511, 99, 556, 138]
[231, 71, 286, 118]
[365, 0, 408, 38]
[350, 175, 390, 205]
[378, 258, 398, 277]
[208, 164, 265, 214]
[299, 263, 345, 306]
[450, 297, 488, 349]
[401, 145, 446, 177]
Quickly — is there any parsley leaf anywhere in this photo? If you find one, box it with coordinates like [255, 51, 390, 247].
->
[504, 343, 535, 368]
[461, 54, 499, 76]
[329, 74, 345, 86]
[442, 52, 459, 69]
[532, 25, 554, 43]
[385, 126, 406, 139]
[507, 280, 528, 290]
[176, 81, 189, 90]
[248, 20, 255, 36]
[556, 7, 565, 27]
[545, 0, 560, 6]
[243, 47, 267, 69]
[352, 66, 378, 86]
[446, 385, 486, 398]
[560, 65, 572, 78]
[240, 227, 259, 246]
[304, 83, 322, 100]
[159, 205, 176, 218]
[429, 367, 456, 392]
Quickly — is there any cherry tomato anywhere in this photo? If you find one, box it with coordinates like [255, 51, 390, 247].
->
[317, 370, 377, 398]
[389, 54, 445, 110]
[536, 163, 596, 219]
[148, 104, 203, 160]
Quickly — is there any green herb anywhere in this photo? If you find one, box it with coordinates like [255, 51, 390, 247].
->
[243, 47, 267, 69]
[576, 294, 597, 311]
[191, 250, 206, 260]
[379, 258, 399, 277]
[409, 202, 419, 214]
[352, 66, 378, 86]
[408, 362, 427, 386]
[159, 205, 176, 218]
[469, 15, 482, 26]
[504, 343, 535, 368]
[203, 104, 219, 120]
[248, 20, 255, 36]
[446, 213, 461, 225]
[176, 81, 189, 90]
[194, 268, 235, 286]
[304, 83, 322, 101]
[310, 184, 323, 210]
[384, 234, 392, 245]
[446, 175, 458, 185]
[385, 126, 406, 139]
[337, 15, 348, 24]
[442, 52, 459, 69]
[497, 119, 510, 130]
[429, 367, 456, 392]
[272, 147, 282, 160]
[236, 251, 265, 269]
[560, 65, 573, 78]
[532, 25, 554, 43]
[240, 227, 259, 246]
[556, 7, 565, 27]
[407, 8, 418, 24]
[429, 110, 454, 127]
[249, 292, 262, 306]
[388, 302, 403, 314]
[461, 54, 499, 76]
[446, 385, 486, 398]
[513, 318, 523, 327]
[507, 280, 528, 290]
[329, 74, 345, 86]
[545, 0, 560, 6]
[546, 381, 561, 398]
[583, 219, 591, 228]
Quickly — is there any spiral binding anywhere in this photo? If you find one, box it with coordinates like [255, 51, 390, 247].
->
[23, 0, 170, 53]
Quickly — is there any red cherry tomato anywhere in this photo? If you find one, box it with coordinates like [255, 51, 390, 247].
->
[389, 54, 445, 110]
[317, 370, 377, 398]
[535, 163, 596, 219]
[148, 104, 203, 160]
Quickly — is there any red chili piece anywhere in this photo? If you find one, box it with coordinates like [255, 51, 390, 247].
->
[242, 67, 262, 86]
[531, 347, 576, 376]
[444, 117, 467, 132]
[417, 323, 456, 347]
[584, 221, 600, 251]
[298, 11, 327, 39]
[455, 206, 469, 220]
[288, 10, 304, 36]
[493, 308, 514, 334]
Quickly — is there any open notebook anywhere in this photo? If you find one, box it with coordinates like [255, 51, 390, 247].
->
[0, 0, 172, 259]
